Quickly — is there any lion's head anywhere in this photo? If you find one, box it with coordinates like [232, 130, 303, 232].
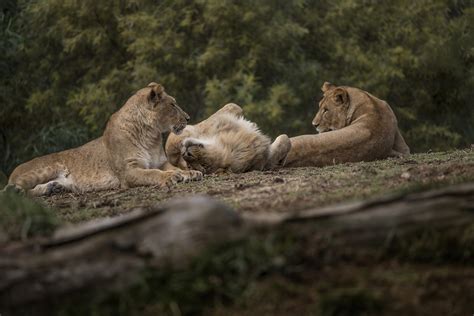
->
[135, 82, 190, 134]
[181, 138, 221, 174]
[312, 82, 350, 133]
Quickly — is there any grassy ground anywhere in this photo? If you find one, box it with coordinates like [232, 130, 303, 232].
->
[3, 149, 474, 315]
[39, 149, 474, 223]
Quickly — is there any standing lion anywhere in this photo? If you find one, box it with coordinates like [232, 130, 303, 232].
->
[285, 82, 410, 167]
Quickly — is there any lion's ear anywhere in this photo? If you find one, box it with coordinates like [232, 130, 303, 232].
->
[332, 88, 349, 105]
[321, 82, 336, 92]
[148, 82, 165, 102]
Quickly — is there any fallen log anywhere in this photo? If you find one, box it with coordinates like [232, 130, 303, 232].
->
[0, 196, 243, 308]
[244, 182, 474, 242]
[1, 183, 473, 310]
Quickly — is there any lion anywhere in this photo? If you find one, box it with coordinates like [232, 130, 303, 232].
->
[6, 82, 202, 196]
[284, 82, 410, 167]
[165, 103, 292, 174]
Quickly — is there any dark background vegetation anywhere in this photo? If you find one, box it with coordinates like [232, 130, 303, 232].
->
[1, 0, 473, 176]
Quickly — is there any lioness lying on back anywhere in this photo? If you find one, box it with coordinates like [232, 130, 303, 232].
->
[166, 103, 291, 174]
[285, 82, 409, 167]
[7, 83, 202, 196]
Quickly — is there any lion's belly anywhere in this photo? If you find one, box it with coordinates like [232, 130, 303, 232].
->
[71, 170, 120, 192]
[58, 138, 121, 192]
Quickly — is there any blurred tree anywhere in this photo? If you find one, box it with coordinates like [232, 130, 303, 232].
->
[0, 0, 472, 174]
[0, 0, 21, 173]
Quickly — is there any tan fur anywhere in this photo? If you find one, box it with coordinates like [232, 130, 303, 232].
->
[8, 83, 202, 196]
[166, 103, 291, 174]
[285, 82, 410, 167]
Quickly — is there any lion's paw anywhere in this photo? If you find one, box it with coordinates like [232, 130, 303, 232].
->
[188, 170, 203, 181]
[179, 170, 203, 183]
[2, 183, 26, 196]
[45, 182, 65, 196]
[161, 171, 184, 189]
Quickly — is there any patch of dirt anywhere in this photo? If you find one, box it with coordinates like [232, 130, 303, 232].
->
[40, 150, 474, 223]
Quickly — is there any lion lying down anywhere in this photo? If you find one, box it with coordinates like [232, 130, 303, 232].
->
[7, 83, 202, 196]
[166, 103, 291, 174]
[285, 82, 410, 167]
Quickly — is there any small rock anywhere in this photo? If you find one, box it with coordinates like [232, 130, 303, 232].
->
[400, 172, 411, 180]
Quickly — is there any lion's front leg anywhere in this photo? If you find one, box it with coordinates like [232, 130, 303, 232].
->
[162, 161, 203, 182]
[124, 167, 184, 189]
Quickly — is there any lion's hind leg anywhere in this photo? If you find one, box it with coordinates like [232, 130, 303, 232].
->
[8, 164, 70, 196]
[29, 181, 67, 197]
[211, 103, 244, 118]
[265, 134, 292, 170]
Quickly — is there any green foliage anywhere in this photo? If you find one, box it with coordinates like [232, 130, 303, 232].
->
[8, 122, 90, 172]
[0, 170, 6, 188]
[318, 287, 384, 316]
[405, 124, 462, 152]
[384, 224, 474, 264]
[0, 190, 59, 242]
[0, 0, 473, 175]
